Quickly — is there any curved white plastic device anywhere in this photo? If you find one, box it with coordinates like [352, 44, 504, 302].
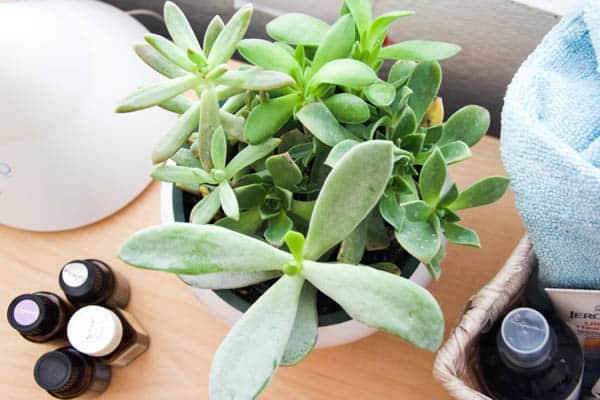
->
[0, 0, 173, 231]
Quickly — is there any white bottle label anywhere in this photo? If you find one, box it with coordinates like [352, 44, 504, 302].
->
[62, 262, 88, 287]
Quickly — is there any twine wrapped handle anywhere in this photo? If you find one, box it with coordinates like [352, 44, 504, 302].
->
[433, 236, 533, 400]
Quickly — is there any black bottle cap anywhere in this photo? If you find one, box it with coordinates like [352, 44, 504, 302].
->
[59, 260, 110, 305]
[34, 348, 85, 396]
[7, 293, 59, 337]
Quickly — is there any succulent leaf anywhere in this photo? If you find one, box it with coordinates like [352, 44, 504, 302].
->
[266, 153, 303, 190]
[407, 61, 442, 126]
[266, 13, 330, 46]
[216, 67, 295, 90]
[281, 282, 318, 366]
[309, 59, 378, 89]
[366, 11, 414, 50]
[419, 148, 447, 206]
[449, 177, 510, 211]
[441, 105, 490, 147]
[238, 39, 301, 76]
[190, 189, 222, 225]
[152, 102, 201, 163]
[133, 43, 187, 78]
[203, 15, 224, 56]
[219, 181, 240, 220]
[198, 88, 222, 170]
[116, 74, 201, 113]
[208, 5, 253, 67]
[379, 40, 461, 61]
[264, 211, 294, 246]
[144, 33, 198, 71]
[164, 1, 202, 53]
[215, 207, 263, 235]
[225, 138, 281, 177]
[151, 165, 216, 185]
[343, 0, 373, 35]
[179, 270, 281, 290]
[443, 223, 480, 247]
[310, 14, 356, 75]
[324, 139, 360, 167]
[244, 94, 301, 144]
[324, 93, 370, 124]
[297, 102, 358, 147]
[440, 141, 472, 165]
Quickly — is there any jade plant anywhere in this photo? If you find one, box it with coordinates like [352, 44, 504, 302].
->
[116, 1, 510, 397]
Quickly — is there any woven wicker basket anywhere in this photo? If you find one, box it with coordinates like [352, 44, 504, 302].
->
[433, 236, 535, 399]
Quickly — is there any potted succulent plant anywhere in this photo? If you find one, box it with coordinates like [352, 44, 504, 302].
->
[116, 0, 510, 397]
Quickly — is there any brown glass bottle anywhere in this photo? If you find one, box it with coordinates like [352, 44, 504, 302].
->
[7, 291, 72, 343]
[59, 259, 130, 308]
[67, 305, 149, 367]
[34, 347, 111, 399]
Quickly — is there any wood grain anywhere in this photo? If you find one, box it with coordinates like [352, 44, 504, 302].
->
[0, 136, 524, 399]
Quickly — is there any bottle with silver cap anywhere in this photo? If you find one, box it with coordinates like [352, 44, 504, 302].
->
[479, 307, 584, 400]
[67, 305, 149, 367]
[59, 259, 130, 308]
[34, 347, 111, 399]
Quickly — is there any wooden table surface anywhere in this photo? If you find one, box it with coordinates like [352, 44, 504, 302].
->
[0, 136, 524, 399]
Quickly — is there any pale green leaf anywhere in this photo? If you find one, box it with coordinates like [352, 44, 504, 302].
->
[198, 88, 221, 170]
[388, 60, 417, 84]
[302, 261, 444, 351]
[324, 139, 360, 167]
[159, 94, 193, 114]
[443, 223, 480, 247]
[244, 94, 300, 144]
[144, 33, 197, 71]
[203, 15, 224, 56]
[116, 74, 201, 113]
[440, 141, 471, 164]
[151, 165, 216, 185]
[190, 189, 222, 224]
[119, 223, 292, 274]
[133, 43, 187, 78]
[281, 282, 318, 366]
[309, 59, 377, 89]
[219, 181, 239, 220]
[225, 138, 281, 177]
[324, 93, 369, 124]
[337, 219, 368, 264]
[441, 105, 490, 147]
[364, 80, 396, 106]
[297, 102, 358, 147]
[219, 110, 245, 142]
[449, 177, 510, 211]
[379, 193, 405, 231]
[343, 0, 372, 35]
[164, 1, 201, 53]
[171, 148, 202, 168]
[179, 270, 280, 289]
[210, 127, 227, 169]
[366, 11, 414, 49]
[266, 13, 330, 46]
[216, 68, 295, 90]
[152, 102, 200, 163]
[266, 153, 302, 190]
[310, 14, 355, 75]
[379, 40, 461, 61]
[394, 218, 441, 264]
[425, 246, 444, 280]
[438, 183, 459, 209]
[407, 61, 441, 126]
[207, 5, 252, 67]
[304, 141, 394, 260]
[215, 207, 263, 235]
[366, 210, 391, 250]
[419, 148, 447, 206]
[264, 211, 294, 246]
[235, 184, 267, 209]
[209, 275, 304, 399]
[238, 39, 300, 75]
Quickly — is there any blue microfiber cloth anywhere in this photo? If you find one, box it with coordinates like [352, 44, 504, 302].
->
[501, 1, 600, 289]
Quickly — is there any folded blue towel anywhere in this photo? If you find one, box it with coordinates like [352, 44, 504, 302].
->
[501, 1, 600, 289]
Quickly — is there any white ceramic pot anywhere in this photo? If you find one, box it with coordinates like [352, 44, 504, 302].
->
[160, 180, 434, 348]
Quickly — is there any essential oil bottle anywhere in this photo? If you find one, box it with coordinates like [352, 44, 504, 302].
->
[7, 292, 72, 343]
[34, 347, 111, 399]
[59, 259, 130, 308]
[67, 305, 149, 367]
[479, 307, 583, 400]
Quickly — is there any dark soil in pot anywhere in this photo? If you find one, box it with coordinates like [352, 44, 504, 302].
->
[176, 186, 420, 326]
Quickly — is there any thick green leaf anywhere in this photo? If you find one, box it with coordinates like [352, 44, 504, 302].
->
[266, 13, 330, 46]
[337, 219, 368, 264]
[343, 0, 372, 35]
[438, 183, 459, 208]
[152, 102, 200, 163]
[119, 223, 292, 274]
[424, 124, 444, 146]
[179, 270, 280, 289]
[190, 189, 222, 224]
[379, 192, 405, 231]
[366, 11, 414, 49]
[151, 165, 216, 185]
[209, 275, 303, 399]
[215, 207, 263, 235]
[440, 141, 471, 164]
[297, 102, 357, 147]
[281, 282, 318, 366]
[217, 68, 295, 90]
[402, 200, 433, 221]
[304, 141, 394, 260]
[203, 15, 224, 56]
[303, 261, 444, 351]
[379, 40, 461, 61]
[364, 80, 396, 106]
[266, 153, 302, 190]
[219, 110, 245, 142]
[449, 177, 510, 211]
[264, 211, 294, 246]
[443, 223, 480, 247]
[225, 139, 281, 177]
[211, 127, 227, 169]
[324, 93, 369, 124]
[419, 148, 447, 206]
[207, 5, 252, 67]
[244, 94, 300, 144]
[164, 1, 201, 53]
[393, 107, 417, 140]
[324, 139, 360, 167]
[116, 74, 201, 113]
[441, 105, 490, 147]
[366, 210, 391, 250]
[425, 246, 444, 280]
[159, 95, 193, 114]
[290, 200, 315, 222]
[401, 133, 425, 154]
[371, 262, 401, 275]
[309, 59, 377, 89]
[238, 39, 300, 75]
[133, 44, 187, 78]
[394, 218, 441, 264]
[171, 148, 202, 168]
[407, 61, 442, 126]
[219, 181, 239, 220]
[144, 34, 197, 71]
[198, 88, 221, 170]
[388, 60, 417, 84]
[310, 14, 355, 75]
[235, 184, 267, 209]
